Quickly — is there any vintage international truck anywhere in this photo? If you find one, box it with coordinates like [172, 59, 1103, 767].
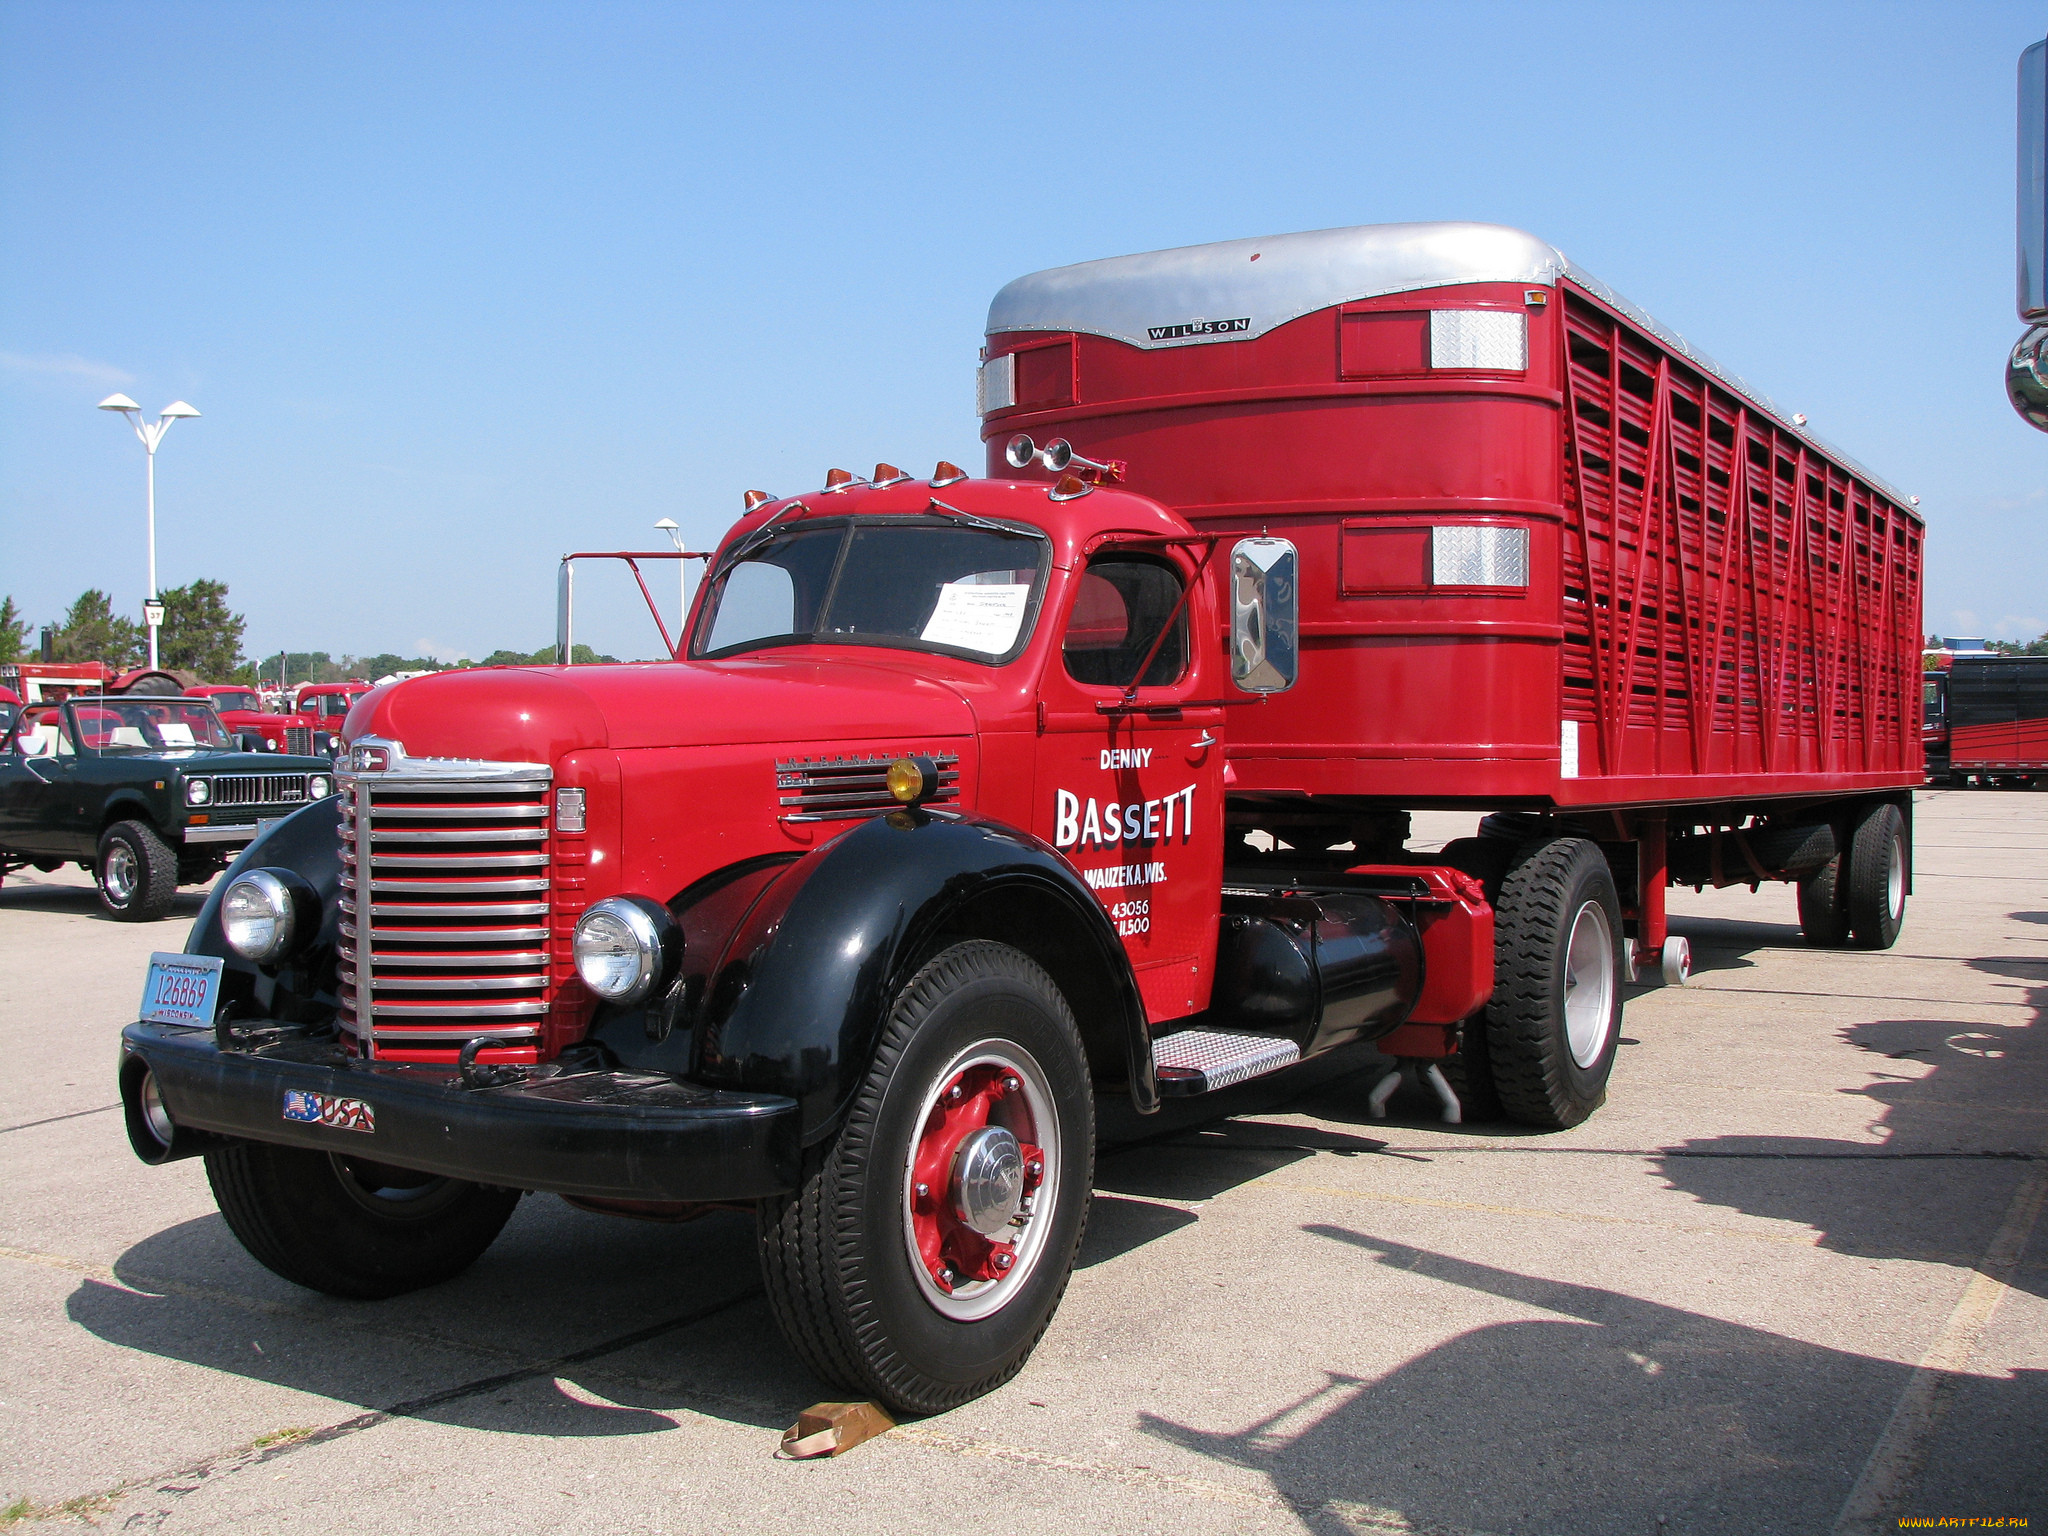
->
[118, 223, 1925, 1414]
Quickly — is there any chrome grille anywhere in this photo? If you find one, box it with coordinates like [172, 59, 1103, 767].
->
[776, 752, 960, 821]
[285, 726, 316, 756]
[337, 757, 553, 1051]
[212, 773, 313, 807]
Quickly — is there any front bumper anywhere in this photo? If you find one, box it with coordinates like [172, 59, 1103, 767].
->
[121, 1020, 800, 1202]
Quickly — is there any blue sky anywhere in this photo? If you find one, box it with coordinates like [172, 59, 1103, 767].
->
[2, 1, 2045, 665]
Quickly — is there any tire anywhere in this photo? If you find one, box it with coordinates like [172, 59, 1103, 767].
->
[1845, 802, 1908, 950]
[1484, 837, 1624, 1130]
[205, 1142, 520, 1299]
[756, 940, 1094, 1415]
[1441, 1016, 1503, 1123]
[97, 820, 178, 922]
[1797, 854, 1852, 948]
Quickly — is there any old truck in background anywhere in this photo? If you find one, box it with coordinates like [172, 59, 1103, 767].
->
[117, 223, 1924, 1414]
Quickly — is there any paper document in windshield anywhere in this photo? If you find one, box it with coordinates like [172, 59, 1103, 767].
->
[157, 723, 196, 746]
[921, 583, 1031, 654]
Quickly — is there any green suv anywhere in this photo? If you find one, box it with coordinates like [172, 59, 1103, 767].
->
[0, 696, 337, 920]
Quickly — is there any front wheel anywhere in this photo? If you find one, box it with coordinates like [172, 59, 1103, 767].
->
[757, 940, 1094, 1415]
[97, 820, 178, 922]
[1484, 836, 1624, 1130]
[205, 1142, 521, 1298]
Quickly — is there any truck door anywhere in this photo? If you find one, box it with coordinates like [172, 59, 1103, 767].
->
[1032, 543, 1224, 1022]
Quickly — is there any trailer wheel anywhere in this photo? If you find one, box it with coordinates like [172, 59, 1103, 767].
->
[1484, 837, 1623, 1129]
[1796, 854, 1852, 948]
[96, 820, 178, 922]
[1845, 802, 1907, 950]
[204, 1143, 520, 1299]
[756, 940, 1093, 1415]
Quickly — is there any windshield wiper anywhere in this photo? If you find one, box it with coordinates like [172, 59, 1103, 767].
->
[926, 498, 1047, 540]
[722, 498, 809, 566]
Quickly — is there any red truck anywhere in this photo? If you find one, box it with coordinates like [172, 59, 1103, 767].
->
[119, 222, 1923, 1414]
[291, 682, 371, 756]
[186, 684, 320, 757]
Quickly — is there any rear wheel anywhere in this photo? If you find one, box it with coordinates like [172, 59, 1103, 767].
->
[1797, 852, 1852, 948]
[96, 820, 178, 922]
[1484, 837, 1624, 1130]
[756, 940, 1093, 1414]
[205, 1142, 521, 1298]
[1845, 802, 1908, 950]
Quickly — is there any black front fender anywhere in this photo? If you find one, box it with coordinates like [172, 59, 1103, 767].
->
[690, 810, 1154, 1144]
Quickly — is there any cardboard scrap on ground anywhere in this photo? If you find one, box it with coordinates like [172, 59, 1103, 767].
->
[778, 1400, 896, 1460]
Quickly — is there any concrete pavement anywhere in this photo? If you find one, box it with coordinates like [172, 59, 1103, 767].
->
[1, 788, 2041, 1534]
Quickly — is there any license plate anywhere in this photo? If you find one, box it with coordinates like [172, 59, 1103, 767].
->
[281, 1090, 376, 1134]
[140, 952, 224, 1027]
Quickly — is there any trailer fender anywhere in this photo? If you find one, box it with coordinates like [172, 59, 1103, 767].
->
[688, 809, 1154, 1143]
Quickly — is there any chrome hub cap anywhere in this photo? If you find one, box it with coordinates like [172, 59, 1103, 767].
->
[103, 843, 138, 904]
[1562, 899, 1616, 1069]
[1887, 835, 1905, 921]
[952, 1125, 1026, 1237]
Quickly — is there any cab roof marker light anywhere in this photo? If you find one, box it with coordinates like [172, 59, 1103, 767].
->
[930, 461, 968, 487]
[872, 463, 912, 487]
[824, 468, 857, 491]
[743, 489, 775, 511]
[1048, 473, 1093, 502]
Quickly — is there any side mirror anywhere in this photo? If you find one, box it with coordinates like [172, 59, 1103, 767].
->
[1230, 537, 1298, 693]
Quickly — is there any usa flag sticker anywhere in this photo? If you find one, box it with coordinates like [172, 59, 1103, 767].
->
[281, 1089, 376, 1134]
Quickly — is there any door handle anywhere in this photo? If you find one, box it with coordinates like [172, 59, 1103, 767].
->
[1191, 732, 1217, 749]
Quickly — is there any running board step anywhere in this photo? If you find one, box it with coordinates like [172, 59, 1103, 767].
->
[1152, 1030, 1302, 1096]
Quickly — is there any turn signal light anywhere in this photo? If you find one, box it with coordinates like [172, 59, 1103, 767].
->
[886, 755, 940, 805]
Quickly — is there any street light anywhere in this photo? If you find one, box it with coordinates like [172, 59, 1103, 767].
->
[653, 517, 687, 648]
[99, 394, 202, 671]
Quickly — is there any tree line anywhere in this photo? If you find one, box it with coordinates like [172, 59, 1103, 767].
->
[0, 586, 615, 684]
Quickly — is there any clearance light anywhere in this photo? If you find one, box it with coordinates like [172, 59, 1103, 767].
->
[1048, 473, 1092, 502]
[555, 787, 587, 833]
[931, 461, 967, 487]
[824, 468, 856, 490]
[872, 463, 911, 487]
[886, 755, 940, 805]
[743, 489, 775, 512]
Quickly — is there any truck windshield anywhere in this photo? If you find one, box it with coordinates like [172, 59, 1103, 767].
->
[68, 700, 233, 753]
[207, 690, 260, 712]
[693, 517, 1049, 663]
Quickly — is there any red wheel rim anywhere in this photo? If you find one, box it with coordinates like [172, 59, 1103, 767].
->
[901, 1041, 1056, 1321]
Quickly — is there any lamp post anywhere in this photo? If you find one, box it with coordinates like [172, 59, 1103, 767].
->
[653, 518, 687, 649]
[98, 394, 201, 671]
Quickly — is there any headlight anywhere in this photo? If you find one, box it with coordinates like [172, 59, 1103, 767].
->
[185, 779, 211, 806]
[221, 869, 315, 964]
[571, 896, 677, 1005]
[308, 775, 332, 799]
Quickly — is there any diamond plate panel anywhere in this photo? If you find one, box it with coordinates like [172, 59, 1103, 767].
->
[1153, 1029, 1302, 1091]
[1429, 309, 1526, 371]
[1431, 525, 1529, 588]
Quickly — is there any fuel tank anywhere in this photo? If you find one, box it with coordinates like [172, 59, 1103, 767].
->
[1209, 891, 1424, 1055]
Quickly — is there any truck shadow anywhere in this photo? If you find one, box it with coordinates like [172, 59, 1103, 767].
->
[1651, 946, 2048, 1301]
[1137, 1229, 2048, 1536]
[63, 1168, 1251, 1439]
[0, 877, 210, 922]
[65, 1201, 813, 1439]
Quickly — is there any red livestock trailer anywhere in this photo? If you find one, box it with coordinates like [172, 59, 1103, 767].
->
[982, 219, 1925, 994]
